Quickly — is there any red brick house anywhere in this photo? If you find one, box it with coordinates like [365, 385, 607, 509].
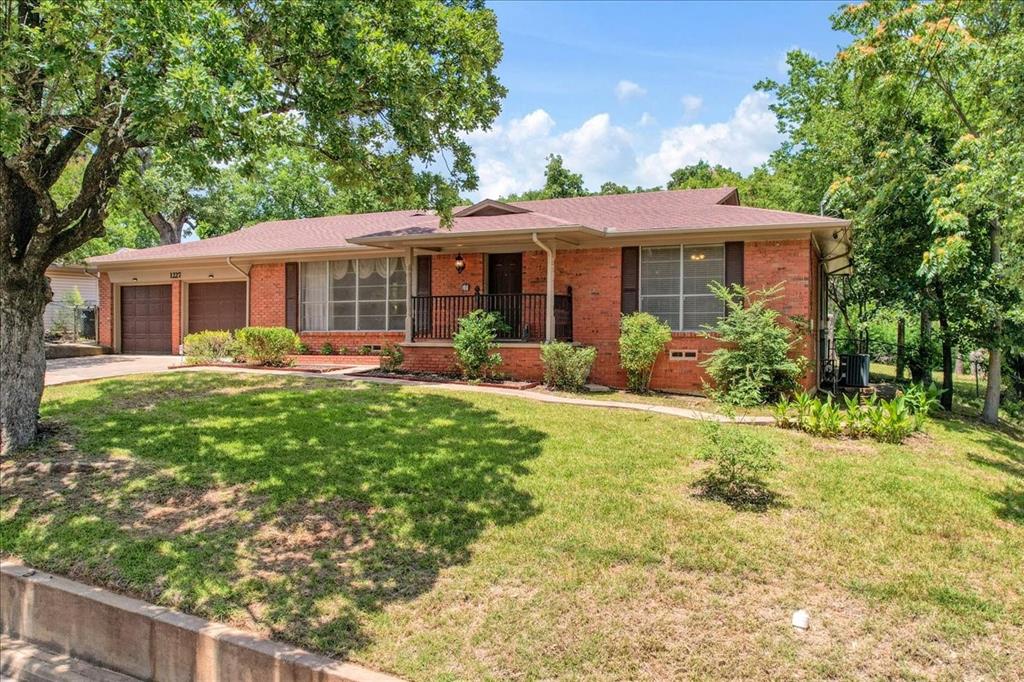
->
[87, 188, 851, 392]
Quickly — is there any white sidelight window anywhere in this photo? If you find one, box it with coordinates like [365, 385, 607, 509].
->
[639, 245, 725, 331]
[300, 258, 407, 331]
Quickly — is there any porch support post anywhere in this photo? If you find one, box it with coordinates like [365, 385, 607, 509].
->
[532, 233, 556, 342]
[404, 247, 413, 343]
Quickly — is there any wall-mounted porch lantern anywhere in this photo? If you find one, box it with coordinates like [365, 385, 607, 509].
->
[454, 253, 466, 274]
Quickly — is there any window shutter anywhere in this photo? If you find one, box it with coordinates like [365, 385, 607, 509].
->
[724, 242, 744, 288]
[285, 262, 299, 331]
[621, 246, 639, 314]
[416, 255, 432, 296]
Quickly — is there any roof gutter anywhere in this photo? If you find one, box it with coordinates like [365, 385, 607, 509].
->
[226, 257, 251, 326]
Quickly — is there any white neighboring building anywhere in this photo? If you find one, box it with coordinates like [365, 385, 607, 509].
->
[44, 264, 99, 331]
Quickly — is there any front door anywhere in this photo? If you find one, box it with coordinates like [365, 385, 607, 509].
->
[487, 253, 522, 339]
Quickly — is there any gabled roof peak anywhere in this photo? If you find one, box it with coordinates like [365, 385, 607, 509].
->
[454, 198, 531, 218]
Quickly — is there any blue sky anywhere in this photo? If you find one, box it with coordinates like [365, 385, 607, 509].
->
[465, 1, 852, 199]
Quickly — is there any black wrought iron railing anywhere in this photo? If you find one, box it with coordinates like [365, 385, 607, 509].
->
[412, 289, 573, 342]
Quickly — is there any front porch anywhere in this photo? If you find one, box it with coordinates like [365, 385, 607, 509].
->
[411, 289, 573, 343]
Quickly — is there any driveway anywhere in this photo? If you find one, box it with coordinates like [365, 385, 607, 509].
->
[45, 354, 179, 386]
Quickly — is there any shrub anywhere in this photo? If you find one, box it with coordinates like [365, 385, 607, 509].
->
[842, 394, 872, 439]
[453, 309, 504, 379]
[870, 395, 915, 443]
[234, 326, 298, 366]
[619, 312, 672, 393]
[701, 282, 805, 406]
[783, 391, 919, 444]
[697, 422, 780, 507]
[904, 383, 942, 430]
[319, 342, 334, 356]
[296, 342, 310, 354]
[359, 344, 372, 356]
[182, 330, 233, 365]
[340, 346, 350, 355]
[380, 344, 404, 372]
[541, 342, 597, 391]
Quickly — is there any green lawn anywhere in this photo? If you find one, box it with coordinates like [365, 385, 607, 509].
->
[2, 372, 1022, 680]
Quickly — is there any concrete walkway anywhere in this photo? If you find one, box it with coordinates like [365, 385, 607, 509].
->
[43, 355, 772, 425]
[182, 364, 775, 425]
[45, 355, 179, 386]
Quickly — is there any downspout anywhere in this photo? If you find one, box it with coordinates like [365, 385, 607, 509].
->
[226, 257, 251, 326]
[531, 233, 556, 343]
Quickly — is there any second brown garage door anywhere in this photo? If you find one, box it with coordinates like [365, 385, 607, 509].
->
[188, 281, 246, 334]
[121, 285, 172, 353]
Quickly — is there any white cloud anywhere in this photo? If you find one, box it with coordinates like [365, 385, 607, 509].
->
[614, 79, 647, 101]
[464, 91, 782, 199]
[635, 91, 782, 185]
[464, 109, 635, 199]
[681, 95, 704, 115]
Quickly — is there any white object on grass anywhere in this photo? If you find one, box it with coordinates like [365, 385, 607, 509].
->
[792, 609, 810, 630]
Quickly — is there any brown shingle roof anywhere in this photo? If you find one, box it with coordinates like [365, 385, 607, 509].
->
[87, 187, 848, 265]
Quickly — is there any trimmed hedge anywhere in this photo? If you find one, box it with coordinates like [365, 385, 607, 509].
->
[234, 326, 298, 366]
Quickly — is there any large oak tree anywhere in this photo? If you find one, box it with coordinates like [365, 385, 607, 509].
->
[0, 0, 505, 452]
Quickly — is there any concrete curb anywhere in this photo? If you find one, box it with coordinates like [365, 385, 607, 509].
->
[1, 561, 403, 682]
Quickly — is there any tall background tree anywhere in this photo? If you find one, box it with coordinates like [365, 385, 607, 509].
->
[0, 0, 505, 452]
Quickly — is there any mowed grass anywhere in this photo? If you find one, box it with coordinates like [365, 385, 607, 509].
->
[2, 373, 1022, 680]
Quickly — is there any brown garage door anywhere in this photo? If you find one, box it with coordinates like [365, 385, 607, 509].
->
[188, 281, 246, 334]
[121, 285, 171, 353]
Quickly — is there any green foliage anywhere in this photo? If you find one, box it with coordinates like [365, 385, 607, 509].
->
[234, 327, 298, 366]
[380, 345, 404, 372]
[697, 422, 780, 506]
[295, 342, 309, 355]
[776, 390, 926, 444]
[667, 161, 745, 191]
[618, 312, 672, 393]
[182, 330, 233, 366]
[453, 310, 504, 380]
[320, 342, 335, 356]
[904, 383, 943, 430]
[701, 282, 804, 406]
[359, 345, 373, 356]
[540, 342, 597, 391]
[502, 154, 586, 201]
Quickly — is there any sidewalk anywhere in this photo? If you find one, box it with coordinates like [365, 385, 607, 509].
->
[181, 364, 775, 425]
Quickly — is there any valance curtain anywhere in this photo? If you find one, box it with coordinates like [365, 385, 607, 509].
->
[300, 258, 407, 332]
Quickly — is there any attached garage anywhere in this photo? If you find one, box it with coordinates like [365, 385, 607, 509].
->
[187, 281, 246, 334]
[120, 285, 172, 353]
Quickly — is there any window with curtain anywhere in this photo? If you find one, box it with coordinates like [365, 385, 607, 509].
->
[639, 245, 724, 331]
[300, 258, 407, 331]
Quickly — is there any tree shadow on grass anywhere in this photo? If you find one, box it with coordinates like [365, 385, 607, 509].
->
[933, 414, 1024, 525]
[7, 373, 545, 658]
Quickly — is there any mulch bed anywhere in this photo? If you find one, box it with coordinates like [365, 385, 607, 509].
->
[353, 368, 539, 390]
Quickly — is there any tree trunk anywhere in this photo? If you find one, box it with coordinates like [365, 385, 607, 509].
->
[982, 219, 1002, 425]
[895, 317, 905, 381]
[936, 285, 953, 411]
[939, 328, 954, 411]
[982, 348, 1001, 424]
[910, 308, 931, 384]
[0, 269, 51, 454]
[146, 211, 184, 245]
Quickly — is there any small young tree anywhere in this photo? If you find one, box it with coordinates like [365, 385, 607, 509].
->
[701, 282, 804, 406]
[453, 310, 505, 380]
[619, 312, 672, 393]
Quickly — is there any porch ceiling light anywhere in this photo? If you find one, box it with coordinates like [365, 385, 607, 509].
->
[454, 253, 466, 274]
